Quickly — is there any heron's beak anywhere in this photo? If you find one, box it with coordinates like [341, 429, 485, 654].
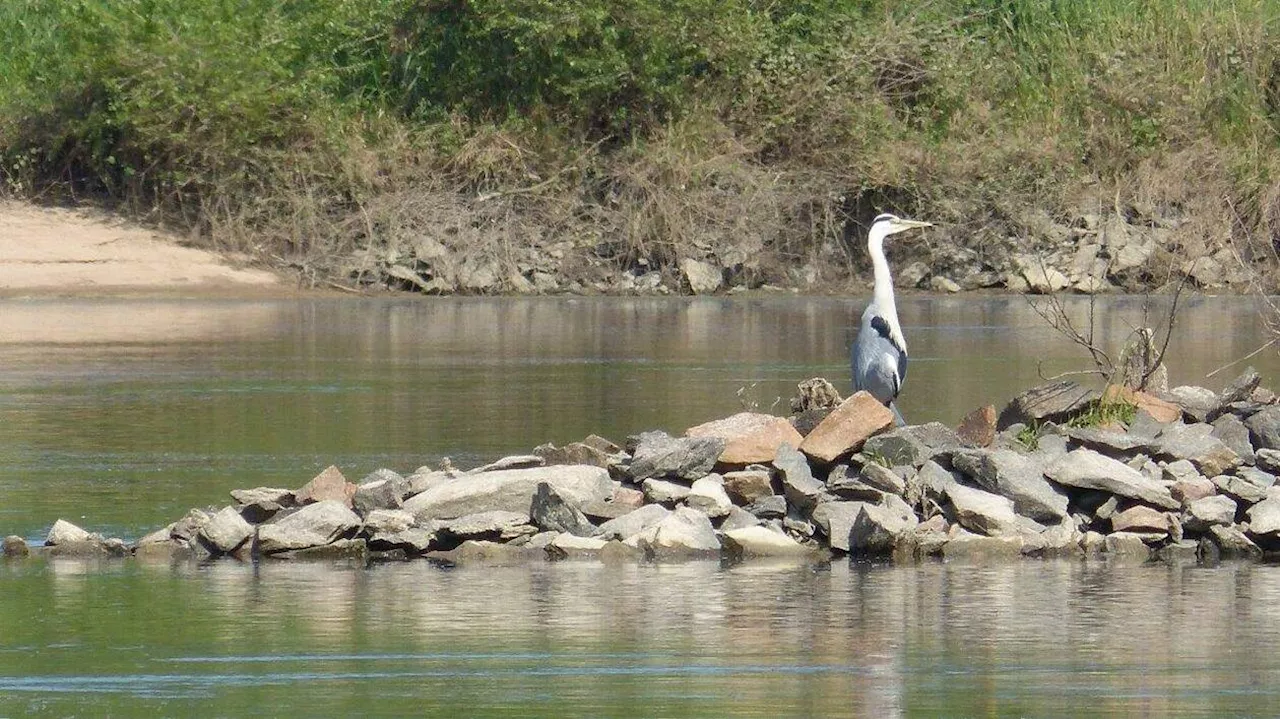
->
[897, 219, 932, 230]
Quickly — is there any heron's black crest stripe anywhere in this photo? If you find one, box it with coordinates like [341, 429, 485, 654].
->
[872, 213, 897, 224]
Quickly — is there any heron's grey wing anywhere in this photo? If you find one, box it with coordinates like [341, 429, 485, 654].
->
[869, 315, 908, 393]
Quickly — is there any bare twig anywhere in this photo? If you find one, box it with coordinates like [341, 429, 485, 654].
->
[1206, 338, 1279, 379]
[1036, 361, 1110, 382]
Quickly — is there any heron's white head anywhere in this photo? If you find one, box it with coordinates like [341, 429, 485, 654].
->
[870, 213, 932, 243]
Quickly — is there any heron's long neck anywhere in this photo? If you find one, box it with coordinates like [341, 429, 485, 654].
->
[868, 232, 898, 321]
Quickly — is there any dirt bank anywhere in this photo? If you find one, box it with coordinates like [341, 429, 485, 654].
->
[0, 201, 287, 297]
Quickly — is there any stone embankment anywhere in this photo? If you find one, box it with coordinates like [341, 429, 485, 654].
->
[7, 368, 1280, 564]
[359, 203, 1253, 296]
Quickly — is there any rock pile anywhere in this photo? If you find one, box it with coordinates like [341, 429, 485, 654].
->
[15, 368, 1280, 565]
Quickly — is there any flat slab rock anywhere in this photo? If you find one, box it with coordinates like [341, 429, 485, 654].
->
[997, 381, 1097, 429]
[198, 506, 254, 554]
[630, 506, 721, 556]
[402, 465, 616, 521]
[945, 483, 1025, 537]
[257, 500, 362, 554]
[1045, 448, 1178, 509]
[685, 412, 803, 465]
[798, 392, 894, 463]
[951, 448, 1068, 522]
[721, 526, 813, 557]
[627, 431, 724, 481]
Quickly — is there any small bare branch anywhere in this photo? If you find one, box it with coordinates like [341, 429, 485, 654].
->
[1206, 338, 1279, 379]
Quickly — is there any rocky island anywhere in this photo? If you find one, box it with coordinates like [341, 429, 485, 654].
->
[8, 367, 1280, 566]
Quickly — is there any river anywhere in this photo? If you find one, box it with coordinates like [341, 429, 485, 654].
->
[1, 295, 1277, 716]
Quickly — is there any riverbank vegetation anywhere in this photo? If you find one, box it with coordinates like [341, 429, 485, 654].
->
[1, 0, 1278, 293]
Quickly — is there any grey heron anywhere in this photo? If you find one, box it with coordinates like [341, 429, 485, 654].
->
[851, 213, 932, 426]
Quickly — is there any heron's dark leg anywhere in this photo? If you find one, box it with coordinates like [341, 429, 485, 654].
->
[889, 401, 906, 427]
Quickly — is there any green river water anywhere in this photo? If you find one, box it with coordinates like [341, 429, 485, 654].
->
[1, 295, 1278, 717]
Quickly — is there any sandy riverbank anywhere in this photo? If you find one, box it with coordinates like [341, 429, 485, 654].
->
[0, 201, 292, 297]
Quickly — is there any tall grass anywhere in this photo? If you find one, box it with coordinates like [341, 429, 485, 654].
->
[0, 0, 1277, 283]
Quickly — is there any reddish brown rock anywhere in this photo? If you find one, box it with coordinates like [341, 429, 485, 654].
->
[956, 405, 996, 447]
[722, 469, 776, 505]
[686, 412, 804, 465]
[798, 392, 895, 463]
[1104, 385, 1181, 424]
[1171, 476, 1217, 505]
[611, 486, 646, 511]
[295, 465, 357, 507]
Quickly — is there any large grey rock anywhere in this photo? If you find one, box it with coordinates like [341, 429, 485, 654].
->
[406, 468, 458, 497]
[1208, 525, 1261, 558]
[721, 526, 813, 557]
[680, 257, 723, 294]
[362, 508, 415, 534]
[1061, 426, 1155, 454]
[3, 536, 29, 558]
[169, 508, 213, 545]
[641, 478, 692, 504]
[811, 501, 874, 552]
[745, 495, 788, 519]
[546, 533, 611, 558]
[1166, 385, 1216, 422]
[1218, 367, 1262, 413]
[231, 487, 294, 509]
[363, 509, 435, 554]
[631, 506, 721, 556]
[859, 462, 907, 496]
[904, 422, 966, 455]
[470, 455, 545, 473]
[1212, 413, 1256, 465]
[774, 443, 823, 509]
[627, 431, 724, 481]
[849, 503, 919, 554]
[686, 475, 733, 518]
[1246, 497, 1280, 538]
[1257, 448, 1280, 474]
[597, 504, 671, 541]
[825, 464, 890, 502]
[534, 441, 616, 469]
[997, 382, 1097, 430]
[530, 482, 597, 537]
[1104, 532, 1153, 558]
[945, 483, 1023, 537]
[1154, 423, 1241, 477]
[719, 506, 762, 531]
[257, 500, 362, 554]
[1027, 520, 1084, 558]
[198, 506, 255, 554]
[46, 519, 96, 546]
[1046, 448, 1178, 509]
[1184, 495, 1237, 533]
[353, 471, 410, 516]
[402, 465, 615, 520]
[1213, 470, 1273, 505]
[941, 531, 1026, 559]
[1110, 505, 1171, 534]
[951, 449, 1068, 521]
[1246, 406, 1280, 451]
[861, 429, 928, 468]
[437, 511, 536, 543]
